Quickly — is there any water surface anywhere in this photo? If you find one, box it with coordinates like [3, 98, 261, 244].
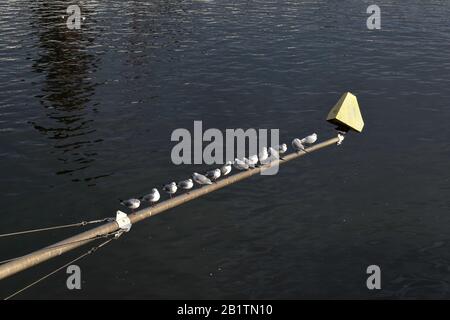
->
[1, 0, 450, 299]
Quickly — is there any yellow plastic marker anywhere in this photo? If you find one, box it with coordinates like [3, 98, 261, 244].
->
[326, 92, 364, 133]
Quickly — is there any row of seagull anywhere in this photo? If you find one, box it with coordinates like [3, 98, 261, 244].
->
[120, 133, 317, 212]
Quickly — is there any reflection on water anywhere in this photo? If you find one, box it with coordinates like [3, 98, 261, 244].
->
[29, 1, 101, 179]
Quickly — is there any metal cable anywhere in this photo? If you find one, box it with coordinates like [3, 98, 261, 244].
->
[3, 231, 120, 300]
[0, 230, 119, 265]
[0, 218, 113, 238]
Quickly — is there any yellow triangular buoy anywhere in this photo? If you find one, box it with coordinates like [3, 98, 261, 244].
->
[326, 92, 364, 133]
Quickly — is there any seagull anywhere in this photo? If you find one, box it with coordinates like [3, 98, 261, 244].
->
[221, 161, 232, 176]
[277, 143, 288, 154]
[258, 147, 269, 165]
[140, 188, 160, 206]
[192, 172, 213, 185]
[233, 158, 249, 170]
[292, 138, 308, 153]
[242, 157, 251, 168]
[301, 133, 318, 145]
[206, 168, 221, 182]
[246, 155, 258, 168]
[119, 198, 141, 212]
[268, 147, 278, 157]
[269, 147, 284, 161]
[162, 182, 177, 198]
[178, 179, 194, 193]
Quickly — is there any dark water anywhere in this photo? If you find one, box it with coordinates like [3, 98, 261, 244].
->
[1, 0, 450, 299]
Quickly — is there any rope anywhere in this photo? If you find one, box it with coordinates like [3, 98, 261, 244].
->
[0, 218, 114, 238]
[0, 231, 120, 265]
[3, 231, 120, 300]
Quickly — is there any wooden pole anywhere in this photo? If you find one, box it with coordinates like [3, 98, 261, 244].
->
[0, 136, 340, 281]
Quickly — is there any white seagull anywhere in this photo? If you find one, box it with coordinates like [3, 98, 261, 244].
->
[269, 147, 284, 161]
[292, 138, 307, 153]
[258, 147, 269, 165]
[234, 158, 249, 170]
[246, 155, 258, 168]
[192, 172, 213, 185]
[177, 179, 194, 194]
[221, 161, 232, 176]
[163, 182, 177, 198]
[120, 198, 141, 212]
[301, 133, 318, 145]
[277, 143, 288, 154]
[140, 188, 160, 206]
[206, 168, 221, 182]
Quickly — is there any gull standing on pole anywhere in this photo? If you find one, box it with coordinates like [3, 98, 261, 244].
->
[192, 172, 213, 185]
[269, 147, 284, 161]
[277, 143, 287, 155]
[163, 182, 177, 198]
[234, 158, 249, 170]
[246, 155, 258, 168]
[258, 147, 269, 165]
[177, 179, 194, 193]
[221, 161, 232, 176]
[292, 138, 308, 153]
[301, 133, 318, 145]
[119, 198, 141, 212]
[140, 188, 160, 207]
[206, 168, 221, 182]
